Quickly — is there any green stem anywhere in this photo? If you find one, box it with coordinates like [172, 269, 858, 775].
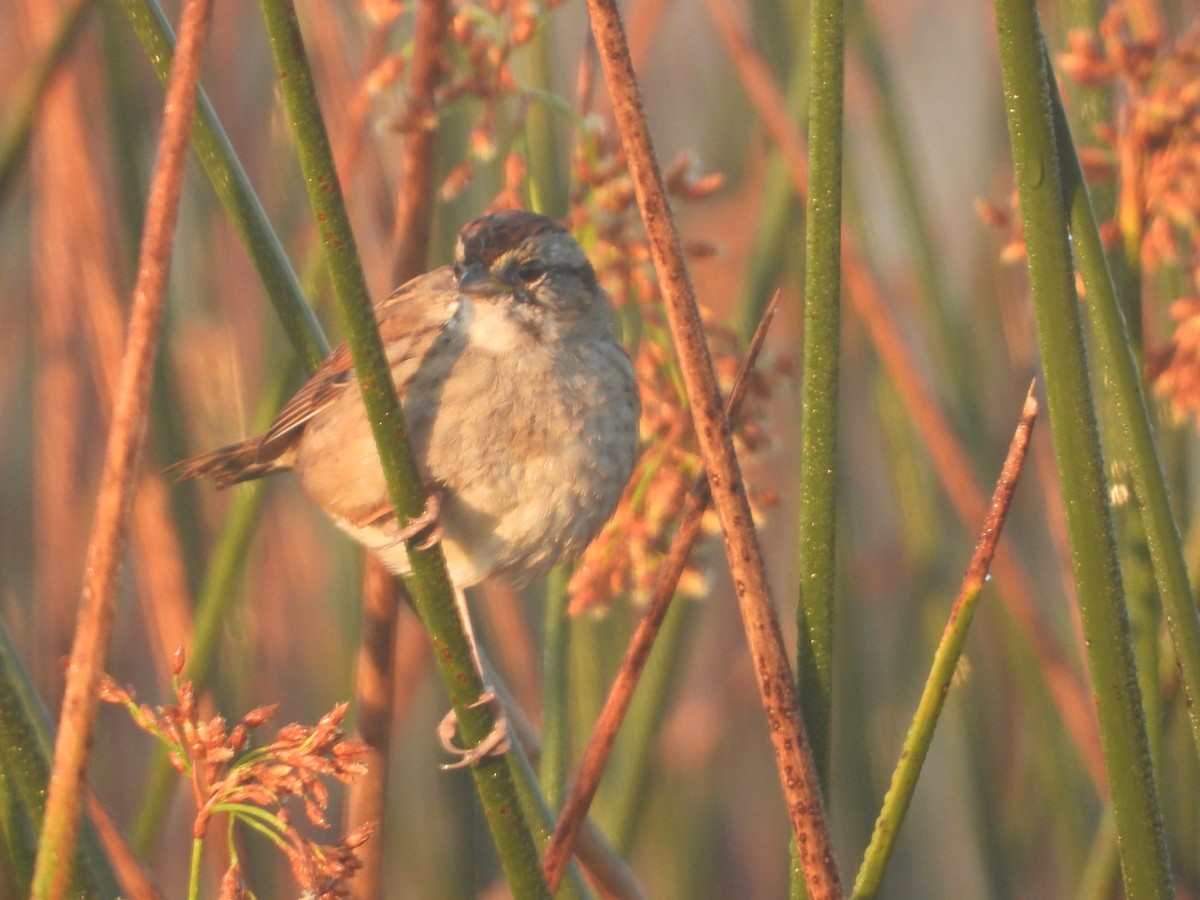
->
[798, 0, 844, 792]
[1047, 51, 1200, 769]
[540, 568, 571, 810]
[187, 836, 203, 900]
[852, 387, 1034, 897]
[852, 598, 991, 897]
[256, 2, 549, 894]
[992, 4, 1170, 895]
[0, 619, 118, 898]
[522, 10, 566, 218]
[113, 0, 329, 368]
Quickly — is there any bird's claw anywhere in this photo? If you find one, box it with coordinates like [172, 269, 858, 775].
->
[438, 689, 510, 770]
[386, 492, 443, 550]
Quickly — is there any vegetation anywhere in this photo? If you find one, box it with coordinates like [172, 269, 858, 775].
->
[2, 0, 1199, 896]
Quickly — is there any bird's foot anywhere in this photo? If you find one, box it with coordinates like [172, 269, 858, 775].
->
[437, 689, 510, 770]
[385, 492, 443, 551]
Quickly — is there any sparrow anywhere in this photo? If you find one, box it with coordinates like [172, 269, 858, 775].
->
[172, 209, 640, 601]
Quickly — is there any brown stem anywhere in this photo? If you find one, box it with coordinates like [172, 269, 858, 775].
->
[348, 598, 433, 887]
[86, 791, 163, 900]
[583, 5, 842, 896]
[79, 200, 195, 685]
[31, 0, 214, 894]
[348, 557, 403, 900]
[391, 0, 449, 284]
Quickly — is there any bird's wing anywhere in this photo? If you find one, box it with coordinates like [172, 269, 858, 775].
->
[258, 266, 460, 458]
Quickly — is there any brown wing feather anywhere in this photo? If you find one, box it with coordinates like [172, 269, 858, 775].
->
[165, 435, 285, 488]
[170, 266, 460, 487]
[260, 266, 459, 451]
[256, 344, 355, 455]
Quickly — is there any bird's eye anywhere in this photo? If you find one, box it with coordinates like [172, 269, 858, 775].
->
[517, 261, 547, 283]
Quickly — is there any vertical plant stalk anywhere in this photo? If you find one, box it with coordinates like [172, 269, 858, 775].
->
[348, 558, 402, 900]
[523, 14, 567, 217]
[797, 0, 844, 792]
[540, 568, 571, 809]
[256, 2, 549, 895]
[1047, 53, 1200, 767]
[704, 0, 1107, 791]
[852, 386, 1039, 898]
[991, 3, 1171, 895]
[542, 294, 781, 889]
[24, 0, 94, 692]
[390, 0, 448, 285]
[581, 1, 841, 894]
[31, 0, 214, 894]
[347, 605, 433, 900]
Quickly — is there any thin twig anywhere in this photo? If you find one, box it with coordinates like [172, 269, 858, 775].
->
[852, 384, 1039, 898]
[31, 0, 214, 894]
[842, 256, 1107, 789]
[543, 292, 782, 888]
[582, 2, 841, 893]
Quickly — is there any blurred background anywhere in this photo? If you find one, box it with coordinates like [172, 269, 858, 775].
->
[4, 0, 1199, 896]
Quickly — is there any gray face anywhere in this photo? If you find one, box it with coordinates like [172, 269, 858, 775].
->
[453, 211, 603, 336]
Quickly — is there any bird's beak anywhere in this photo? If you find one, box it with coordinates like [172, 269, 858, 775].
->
[457, 263, 506, 298]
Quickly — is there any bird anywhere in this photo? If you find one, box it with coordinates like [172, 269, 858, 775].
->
[170, 209, 641, 763]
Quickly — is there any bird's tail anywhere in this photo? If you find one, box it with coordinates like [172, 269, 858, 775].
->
[166, 436, 292, 489]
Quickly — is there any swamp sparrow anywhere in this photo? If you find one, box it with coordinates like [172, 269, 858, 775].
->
[172, 210, 641, 591]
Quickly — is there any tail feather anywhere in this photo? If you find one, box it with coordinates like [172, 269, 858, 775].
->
[167, 437, 293, 489]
